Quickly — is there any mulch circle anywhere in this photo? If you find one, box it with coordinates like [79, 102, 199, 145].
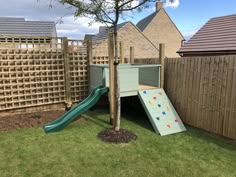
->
[97, 128, 137, 144]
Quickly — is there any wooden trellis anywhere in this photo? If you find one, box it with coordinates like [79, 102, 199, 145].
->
[0, 36, 65, 110]
[0, 36, 94, 111]
[0, 35, 153, 112]
[68, 39, 89, 103]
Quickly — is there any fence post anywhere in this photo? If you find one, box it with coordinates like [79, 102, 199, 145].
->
[108, 33, 115, 124]
[130, 46, 134, 64]
[159, 43, 165, 88]
[87, 39, 93, 91]
[119, 41, 124, 64]
[63, 37, 72, 109]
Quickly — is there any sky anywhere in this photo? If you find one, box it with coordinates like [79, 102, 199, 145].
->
[0, 0, 236, 40]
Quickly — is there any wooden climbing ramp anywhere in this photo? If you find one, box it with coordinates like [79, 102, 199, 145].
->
[138, 88, 186, 136]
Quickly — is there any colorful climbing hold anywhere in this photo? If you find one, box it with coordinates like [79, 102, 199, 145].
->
[143, 91, 147, 94]
[158, 104, 161, 107]
[153, 96, 157, 100]
[156, 117, 160, 120]
[162, 111, 166, 115]
[167, 124, 171, 128]
[158, 92, 162, 96]
[167, 106, 170, 110]
[175, 119, 179, 122]
[148, 100, 152, 105]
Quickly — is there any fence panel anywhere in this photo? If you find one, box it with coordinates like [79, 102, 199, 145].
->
[165, 56, 236, 139]
[0, 36, 65, 111]
[0, 36, 112, 112]
[68, 40, 89, 103]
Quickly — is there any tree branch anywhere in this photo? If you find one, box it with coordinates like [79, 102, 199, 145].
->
[120, 0, 153, 12]
[118, 0, 135, 9]
[93, 0, 114, 24]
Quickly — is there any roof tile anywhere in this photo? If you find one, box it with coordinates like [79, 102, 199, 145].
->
[0, 17, 56, 37]
[136, 12, 158, 32]
[178, 14, 236, 53]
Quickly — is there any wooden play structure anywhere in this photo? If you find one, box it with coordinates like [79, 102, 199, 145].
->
[89, 63, 186, 135]
[90, 64, 161, 97]
[88, 39, 186, 136]
[44, 34, 186, 135]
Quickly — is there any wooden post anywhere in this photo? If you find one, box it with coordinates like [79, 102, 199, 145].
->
[159, 43, 165, 88]
[119, 41, 124, 64]
[130, 46, 134, 64]
[108, 33, 115, 124]
[87, 39, 93, 91]
[63, 37, 72, 109]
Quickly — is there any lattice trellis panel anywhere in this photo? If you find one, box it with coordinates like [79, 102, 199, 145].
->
[0, 36, 111, 111]
[68, 40, 89, 102]
[0, 36, 65, 111]
[92, 56, 109, 64]
[92, 41, 109, 64]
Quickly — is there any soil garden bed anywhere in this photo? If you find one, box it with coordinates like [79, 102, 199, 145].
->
[0, 109, 137, 144]
[0, 110, 83, 131]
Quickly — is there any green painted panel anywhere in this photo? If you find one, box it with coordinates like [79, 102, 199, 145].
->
[90, 64, 161, 68]
[90, 64, 161, 97]
[90, 66, 105, 91]
[139, 67, 160, 87]
[120, 91, 138, 97]
[104, 67, 139, 93]
[138, 88, 186, 136]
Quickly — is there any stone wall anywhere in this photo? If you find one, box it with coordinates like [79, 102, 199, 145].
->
[93, 22, 159, 59]
[142, 9, 184, 58]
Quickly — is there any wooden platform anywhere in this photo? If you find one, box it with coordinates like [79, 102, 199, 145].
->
[90, 64, 161, 97]
[120, 85, 158, 97]
[138, 84, 158, 90]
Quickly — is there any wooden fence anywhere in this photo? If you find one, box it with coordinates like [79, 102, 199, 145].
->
[134, 58, 159, 64]
[165, 56, 236, 139]
[0, 37, 65, 110]
[2, 36, 235, 139]
[0, 36, 110, 111]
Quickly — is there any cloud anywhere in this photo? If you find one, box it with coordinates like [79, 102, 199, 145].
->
[56, 16, 102, 39]
[0, 0, 182, 39]
[165, 0, 180, 8]
[182, 29, 199, 41]
[0, 0, 100, 39]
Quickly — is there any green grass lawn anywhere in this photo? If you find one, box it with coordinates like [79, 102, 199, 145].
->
[0, 107, 235, 177]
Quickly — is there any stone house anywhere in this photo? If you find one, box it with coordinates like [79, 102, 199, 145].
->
[178, 14, 236, 57]
[136, 0, 184, 58]
[89, 0, 184, 59]
[92, 21, 159, 59]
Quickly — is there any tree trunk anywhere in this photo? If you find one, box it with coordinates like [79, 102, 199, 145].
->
[113, 24, 120, 131]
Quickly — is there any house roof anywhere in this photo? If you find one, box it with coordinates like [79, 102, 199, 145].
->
[0, 17, 56, 37]
[136, 8, 184, 39]
[178, 14, 236, 53]
[84, 34, 95, 40]
[91, 21, 159, 51]
[92, 21, 129, 41]
[136, 11, 158, 32]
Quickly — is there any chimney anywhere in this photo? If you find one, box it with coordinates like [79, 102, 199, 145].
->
[156, 0, 163, 11]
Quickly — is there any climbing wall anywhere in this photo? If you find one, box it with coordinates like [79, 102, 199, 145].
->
[138, 88, 186, 136]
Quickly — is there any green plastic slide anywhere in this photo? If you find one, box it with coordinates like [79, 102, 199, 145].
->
[43, 86, 108, 133]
